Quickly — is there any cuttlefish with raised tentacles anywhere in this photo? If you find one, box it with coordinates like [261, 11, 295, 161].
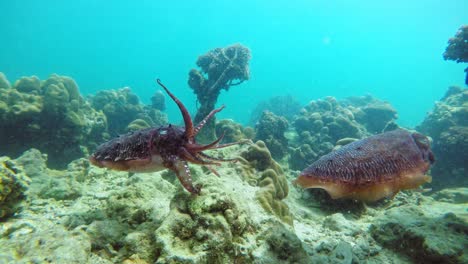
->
[90, 79, 245, 194]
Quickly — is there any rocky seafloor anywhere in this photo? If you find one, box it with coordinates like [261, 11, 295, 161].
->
[1, 73, 467, 263]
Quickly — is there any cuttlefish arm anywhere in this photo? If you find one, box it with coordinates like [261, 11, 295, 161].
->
[170, 158, 200, 194]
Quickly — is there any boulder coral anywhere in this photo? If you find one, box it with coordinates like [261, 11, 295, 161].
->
[254, 111, 289, 160]
[238, 141, 293, 224]
[0, 156, 31, 220]
[0, 73, 107, 168]
[188, 43, 251, 142]
[418, 86, 468, 190]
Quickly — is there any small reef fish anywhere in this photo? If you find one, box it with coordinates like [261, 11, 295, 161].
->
[294, 129, 435, 202]
[90, 79, 244, 194]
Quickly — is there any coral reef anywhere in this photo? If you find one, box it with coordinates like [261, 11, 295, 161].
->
[249, 94, 302, 125]
[254, 111, 289, 160]
[0, 73, 107, 168]
[418, 86, 468, 190]
[443, 25, 468, 84]
[188, 43, 251, 142]
[289, 95, 397, 170]
[238, 141, 293, 224]
[1, 145, 466, 263]
[0, 157, 30, 220]
[89, 87, 167, 136]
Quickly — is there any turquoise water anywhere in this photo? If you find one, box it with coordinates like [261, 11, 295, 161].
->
[0, 0, 466, 126]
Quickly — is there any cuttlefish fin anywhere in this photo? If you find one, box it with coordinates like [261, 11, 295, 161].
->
[172, 159, 200, 194]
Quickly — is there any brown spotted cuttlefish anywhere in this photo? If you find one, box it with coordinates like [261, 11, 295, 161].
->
[294, 129, 435, 202]
[90, 79, 244, 194]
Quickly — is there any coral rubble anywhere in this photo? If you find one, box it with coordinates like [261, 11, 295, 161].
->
[188, 43, 251, 142]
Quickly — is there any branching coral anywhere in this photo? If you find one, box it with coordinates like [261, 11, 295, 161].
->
[443, 25, 468, 84]
[188, 43, 251, 142]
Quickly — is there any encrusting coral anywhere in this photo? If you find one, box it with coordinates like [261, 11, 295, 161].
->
[443, 25, 468, 85]
[238, 141, 293, 224]
[188, 43, 251, 142]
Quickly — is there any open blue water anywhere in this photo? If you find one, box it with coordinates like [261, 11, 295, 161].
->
[0, 0, 466, 126]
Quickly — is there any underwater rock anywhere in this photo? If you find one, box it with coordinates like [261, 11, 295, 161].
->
[0, 156, 31, 220]
[431, 187, 468, 204]
[0, 72, 11, 89]
[418, 86, 468, 190]
[0, 73, 108, 168]
[188, 43, 251, 142]
[0, 219, 92, 263]
[154, 183, 253, 263]
[15, 149, 83, 200]
[249, 94, 302, 125]
[254, 111, 289, 160]
[238, 141, 293, 224]
[370, 204, 468, 263]
[265, 222, 309, 263]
